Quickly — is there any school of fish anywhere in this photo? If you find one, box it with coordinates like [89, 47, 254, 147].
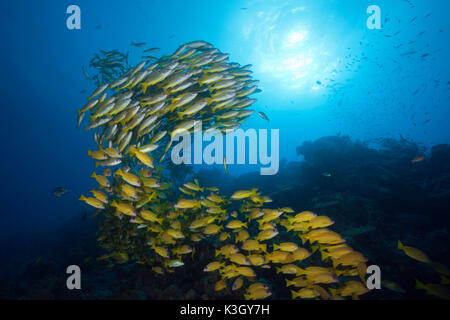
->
[77, 40, 449, 300]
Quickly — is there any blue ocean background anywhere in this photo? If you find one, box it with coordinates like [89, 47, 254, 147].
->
[0, 0, 449, 299]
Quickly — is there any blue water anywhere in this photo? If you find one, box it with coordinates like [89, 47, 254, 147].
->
[0, 0, 449, 300]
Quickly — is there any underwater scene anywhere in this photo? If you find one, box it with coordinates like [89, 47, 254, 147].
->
[1, 0, 449, 302]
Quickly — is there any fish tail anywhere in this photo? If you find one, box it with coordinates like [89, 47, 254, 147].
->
[274, 244, 279, 251]
[261, 244, 267, 253]
[243, 222, 248, 228]
[79, 195, 86, 201]
[397, 240, 404, 250]
[290, 290, 297, 299]
[332, 259, 339, 268]
[299, 235, 307, 245]
[415, 279, 424, 290]
[276, 267, 281, 274]
[285, 279, 291, 287]
[90, 172, 96, 178]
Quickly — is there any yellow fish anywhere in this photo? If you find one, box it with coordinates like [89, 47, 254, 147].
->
[242, 239, 267, 253]
[111, 200, 136, 216]
[88, 149, 108, 160]
[285, 277, 308, 288]
[398, 240, 431, 263]
[114, 168, 142, 187]
[256, 228, 279, 241]
[214, 279, 227, 291]
[174, 198, 201, 209]
[247, 254, 266, 266]
[140, 210, 163, 224]
[89, 189, 108, 204]
[415, 279, 450, 300]
[244, 288, 272, 300]
[224, 157, 228, 175]
[90, 172, 110, 188]
[229, 253, 251, 265]
[273, 242, 299, 252]
[226, 220, 247, 229]
[79, 195, 105, 209]
[219, 232, 230, 241]
[129, 146, 154, 168]
[291, 288, 320, 299]
[203, 261, 225, 272]
[288, 211, 317, 224]
[276, 264, 302, 275]
[203, 224, 223, 235]
[232, 277, 244, 291]
[306, 215, 334, 229]
[235, 230, 250, 243]
[153, 245, 169, 258]
[235, 266, 256, 277]
[216, 244, 239, 257]
[330, 281, 369, 298]
[231, 189, 258, 200]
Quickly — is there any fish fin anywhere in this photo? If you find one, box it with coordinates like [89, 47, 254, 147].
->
[332, 259, 338, 268]
[397, 240, 404, 250]
[299, 235, 306, 245]
[415, 279, 424, 290]
[290, 290, 297, 299]
[312, 245, 320, 254]
[261, 244, 267, 253]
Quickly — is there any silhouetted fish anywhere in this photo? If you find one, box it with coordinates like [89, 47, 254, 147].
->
[53, 187, 68, 197]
